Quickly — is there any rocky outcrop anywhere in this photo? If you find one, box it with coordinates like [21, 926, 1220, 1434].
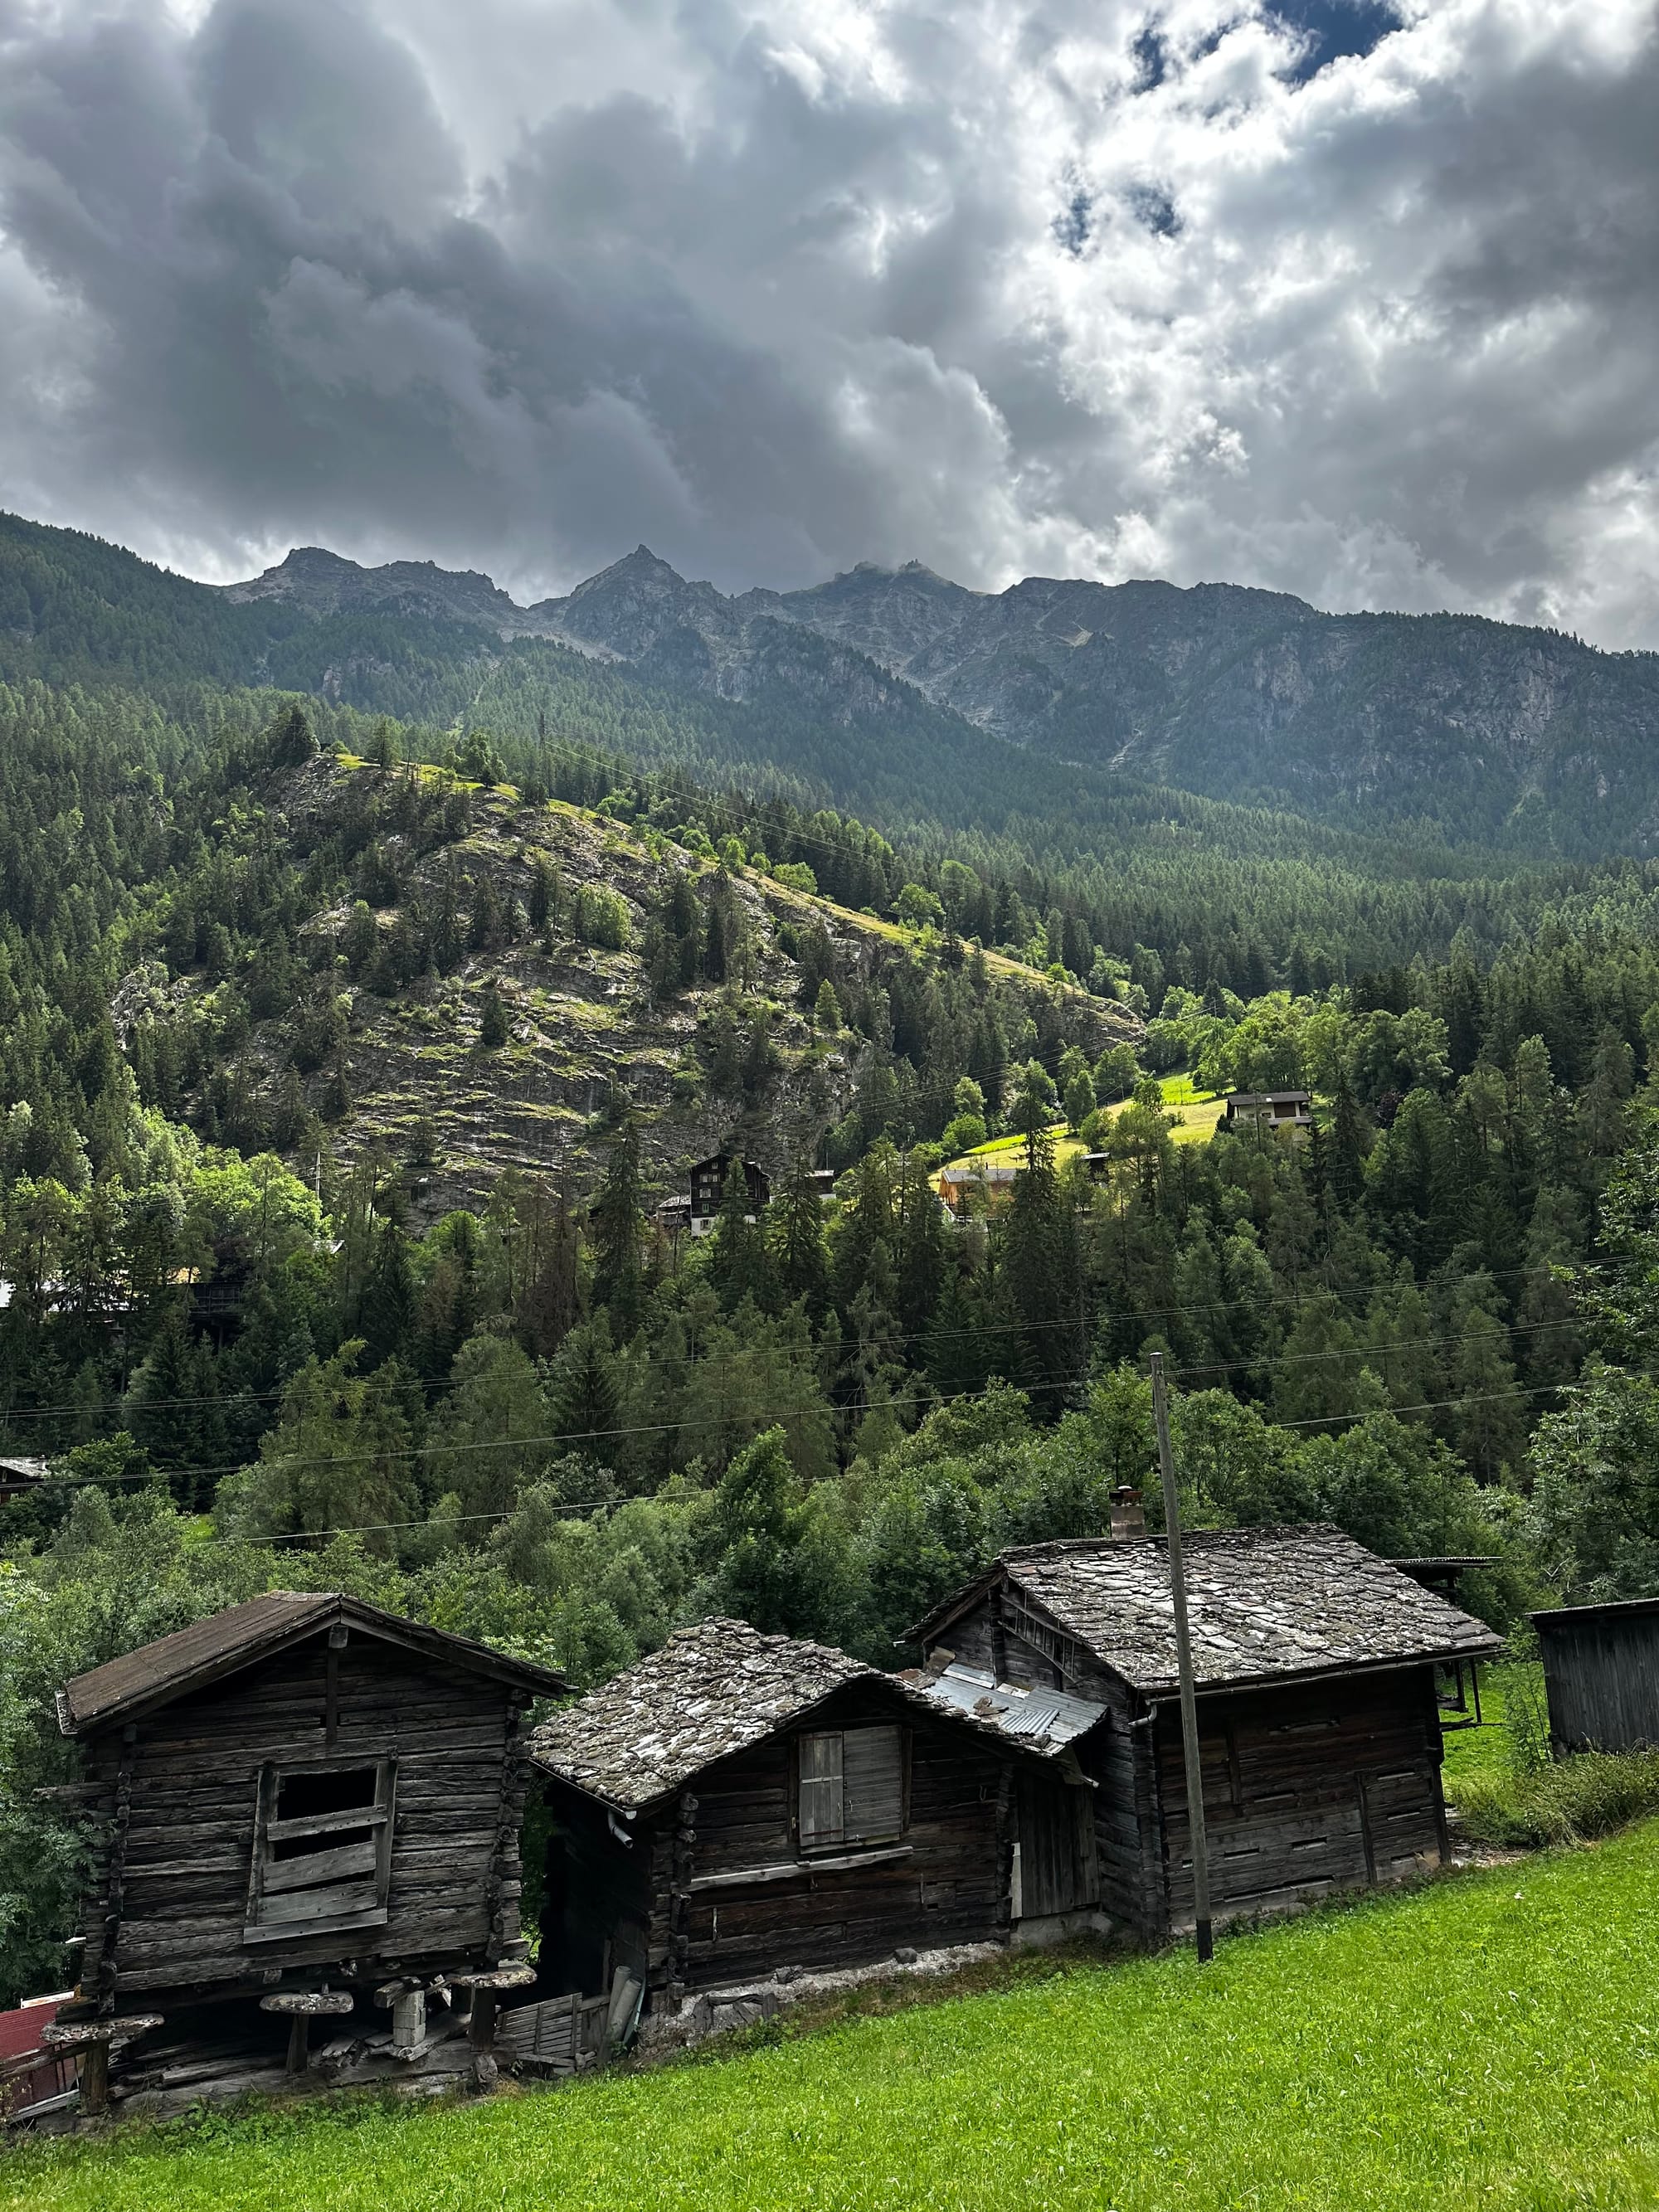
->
[212, 542, 1659, 847]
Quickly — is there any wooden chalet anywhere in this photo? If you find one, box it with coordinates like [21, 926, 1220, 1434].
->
[525, 1617, 1109, 2029]
[688, 1155, 770, 1237]
[1221, 1090, 1313, 1139]
[45, 1592, 566, 2114]
[911, 1529, 1501, 1937]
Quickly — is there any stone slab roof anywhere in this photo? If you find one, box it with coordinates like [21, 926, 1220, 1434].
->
[528, 1616, 1097, 1812]
[528, 1619, 871, 1811]
[917, 1526, 1502, 1696]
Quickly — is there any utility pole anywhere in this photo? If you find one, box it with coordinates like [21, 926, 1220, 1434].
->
[1150, 1349, 1214, 1964]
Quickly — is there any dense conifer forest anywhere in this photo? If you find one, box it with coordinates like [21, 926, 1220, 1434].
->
[7, 527, 1659, 2008]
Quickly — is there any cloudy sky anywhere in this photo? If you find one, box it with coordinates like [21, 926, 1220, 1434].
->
[2, 0, 1657, 642]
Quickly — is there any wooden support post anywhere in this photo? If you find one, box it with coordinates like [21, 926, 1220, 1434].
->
[285, 2015, 309, 2077]
[450, 1963, 534, 2093]
[78, 2039, 110, 2117]
[1150, 1350, 1214, 1965]
[469, 1989, 499, 2089]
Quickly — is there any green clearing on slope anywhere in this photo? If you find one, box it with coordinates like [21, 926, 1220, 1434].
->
[12, 1822, 1659, 2212]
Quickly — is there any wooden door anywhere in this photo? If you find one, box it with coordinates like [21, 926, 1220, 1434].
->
[1016, 1773, 1097, 1919]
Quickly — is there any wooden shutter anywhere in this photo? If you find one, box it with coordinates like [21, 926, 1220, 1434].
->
[798, 1732, 844, 1849]
[244, 1758, 397, 1940]
[842, 1725, 904, 1845]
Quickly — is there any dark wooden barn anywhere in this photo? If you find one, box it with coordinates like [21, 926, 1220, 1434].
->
[1533, 1597, 1659, 1753]
[46, 1592, 566, 2112]
[911, 1528, 1501, 1937]
[525, 1616, 1108, 2031]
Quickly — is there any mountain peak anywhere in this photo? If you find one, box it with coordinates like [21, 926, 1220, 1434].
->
[265, 546, 362, 580]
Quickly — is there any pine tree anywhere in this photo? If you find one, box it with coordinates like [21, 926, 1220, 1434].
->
[547, 1316, 622, 1465]
[590, 1118, 647, 1330]
[768, 1162, 830, 1314]
[480, 985, 510, 1048]
[360, 1223, 416, 1369]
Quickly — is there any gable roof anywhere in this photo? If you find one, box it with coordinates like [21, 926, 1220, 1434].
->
[913, 1527, 1501, 1697]
[528, 1618, 869, 1811]
[528, 1616, 1102, 1812]
[57, 1592, 568, 1736]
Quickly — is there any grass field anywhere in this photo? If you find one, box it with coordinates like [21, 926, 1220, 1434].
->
[940, 1077, 1227, 1184]
[13, 1821, 1659, 2212]
[1141, 1072, 1228, 1145]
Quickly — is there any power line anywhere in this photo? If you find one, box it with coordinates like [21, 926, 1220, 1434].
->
[0, 1252, 1607, 1428]
[44, 1377, 1581, 1555]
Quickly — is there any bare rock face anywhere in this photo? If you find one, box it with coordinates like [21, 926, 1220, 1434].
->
[178, 757, 1134, 1216]
[207, 532, 1659, 845]
[221, 547, 565, 639]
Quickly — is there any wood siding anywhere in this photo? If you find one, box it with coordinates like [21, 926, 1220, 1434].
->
[679, 1685, 1010, 1989]
[1155, 1668, 1446, 1929]
[76, 1636, 528, 2000]
[1539, 1614, 1659, 1753]
[542, 1682, 1019, 2010]
[929, 1595, 1448, 1937]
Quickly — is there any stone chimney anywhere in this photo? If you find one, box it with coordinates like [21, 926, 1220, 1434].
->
[1109, 1485, 1146, 1541]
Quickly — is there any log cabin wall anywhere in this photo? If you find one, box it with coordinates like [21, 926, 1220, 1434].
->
[77, 1636, 529, 2004]
[927, 1593, 1163, 1931]
[678, 1683, 1013, 1990]
[1152, 1665, 1447, 1931]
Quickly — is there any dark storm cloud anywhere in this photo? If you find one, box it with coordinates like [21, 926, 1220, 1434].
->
[1, 0, 1657, 641]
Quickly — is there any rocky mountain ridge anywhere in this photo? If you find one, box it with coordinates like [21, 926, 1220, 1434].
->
[216, 540, 1659, 845]
[151, 754, 1132, 1209]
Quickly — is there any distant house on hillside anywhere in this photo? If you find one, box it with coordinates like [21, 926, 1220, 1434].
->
[0, 1456, 49, 1502]
[910, 1529, 1499, 1938]
[44, 1593, 564, 2117]
[937, 1159, 1020, 1215]
[688, 1155, 770, 1237]
[1222, 1090, 1312, 1139]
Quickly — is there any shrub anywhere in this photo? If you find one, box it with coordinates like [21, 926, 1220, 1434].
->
[575, 884, 630, 950]
[1456, 1749, 1659, 1848]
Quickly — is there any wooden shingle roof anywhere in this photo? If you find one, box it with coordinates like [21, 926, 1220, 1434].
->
[915, 1526, 1501, 1695]
[57, 1592, 568, 1735]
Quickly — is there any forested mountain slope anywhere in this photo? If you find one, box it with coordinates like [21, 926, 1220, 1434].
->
[13, 547, 1659, 2017]
[7, 510, 1659, 859]
[10, 508, 1629, 984]
[130, 744, 1128, 1207]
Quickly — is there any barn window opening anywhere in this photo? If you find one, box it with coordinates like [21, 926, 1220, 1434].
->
[244, 1757, 397, 1940]
[798, 1726, 905, 1852]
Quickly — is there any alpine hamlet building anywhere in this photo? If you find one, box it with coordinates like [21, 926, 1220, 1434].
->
[910, 1529, 1500, 1937]
[47, 1593, 566, 2112]
[525, 1617, 1107, 2026]
[1221, 1090, 1313, 1139]
[1532, 1597, 1659, 1754]
[687, 1155, 771, 1237]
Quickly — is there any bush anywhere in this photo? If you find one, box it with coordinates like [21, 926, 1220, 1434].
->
[1456, 1749, 1659, 1849]
[575, 884, 630, 950]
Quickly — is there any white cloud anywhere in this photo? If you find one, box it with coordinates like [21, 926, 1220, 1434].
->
[0, 0, 1656, 642]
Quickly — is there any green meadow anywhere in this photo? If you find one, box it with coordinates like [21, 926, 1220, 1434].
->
[12, 1817, 1659, 2212]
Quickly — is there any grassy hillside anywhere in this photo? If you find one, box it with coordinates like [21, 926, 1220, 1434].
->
[12, 1822, 1659, 2210]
